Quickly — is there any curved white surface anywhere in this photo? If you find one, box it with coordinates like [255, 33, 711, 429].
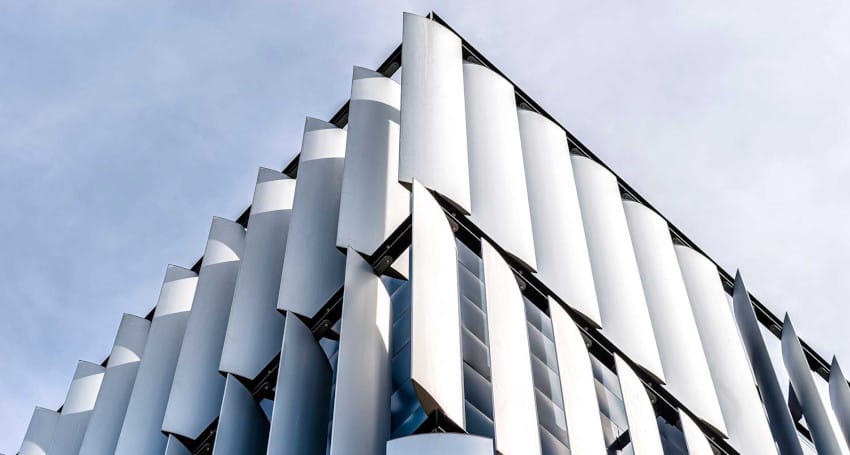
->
[19, 407, 59, 455]
[830, 358, 850, 448]
[679, 410, 715, 455]
[50, 361, 105, 455]
[329, 251, 392, 455]
[409, 180, 465, 429]
[675, 245, 777, 454]
[481, 240, 542, 455]
[212, 375, 269, 455]
[614, 355, 664, 455]
[386, 433, 494, 455]
[115, 265, 198, 455]
[337, 67, 408, 256]
[162, 217, 245, 440]
[398, 13, 470, 213]
[571, 155, 665, 382]
[463, 64, 536, 270]
[164, 435, 191, 455]
[220, 168, 295, 380]
[266, 316, 333, 455]
[277, 118, 347, 318]
[782, 315, 844, 455]
[79, 314, 150, 455]
[548, 298, 607, 455]
[623, 201, 726, 435]
[518, 110, 600, 326]
[732, 272, 803, 454]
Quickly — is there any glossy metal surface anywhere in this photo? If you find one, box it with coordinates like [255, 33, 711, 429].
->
[79, 314, 150, 455]
[463, 64, 536, 270]
[164, 435, 191, 455]
[277, 117, 347, 318]
[212, 375, 269, 455]
[675, 245, 778, 454]
[337, 67, 408, 256]
[409, 180, 466, 429]
[220, 168, 295, 380]
[548, 298, 607, 454]
[115, 266, 198, 455]
[266, 316, 333, 455]
[679, 410, 714, 455]
[518, 110, 600, 326]
[49, 361, 105, 455]
[571, 155, 665, 382]
[398, 13, 470, 213]
[614, 355, 664, 454]
[732, 272, 803, 454]
[18, 407, 59, 455]
[386, 433, 494, 455]
[480, 240, 542, 455]
[830, 358, 850, 448]
[162, 217, 246, 440]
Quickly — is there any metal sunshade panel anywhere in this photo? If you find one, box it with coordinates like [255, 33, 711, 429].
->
[164, 435, 191, 455]
[614, 355, 665, 454]
[18, 407, 59, 455]
[386, 433, 494, 454]
[114, 265, 197, 455]
[220, 168, 295, 380]
[398, 13, 471, 214]
[830, 358, 850, 448]
[49, 361, 105, 455]
[679, 410, 715, 455]
[212, 375, 269, 455]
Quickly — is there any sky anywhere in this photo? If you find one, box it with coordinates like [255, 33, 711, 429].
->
[1, 0, 848, 451]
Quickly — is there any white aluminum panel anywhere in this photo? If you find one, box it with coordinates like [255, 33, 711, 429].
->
[782, 315, 844, 454]
[19, 407, 58, 455]
[220, 168, 295, 380]
[212, 374, 269, 455]
[50, 361, 105, 455]
[675, 245, 778, 454]
[571, 155, 665, 382]
[329, 251, 392, 455]
[480, 240, 542, 455]
[266, 316, 333, 455]
[732, 272, 803, 454]
[277, 118, 347, 318]
[409, 180, 465, 428]
[464, 64, 536, 270]
[115, 265, 198, 455]
[164, 435, 191, 455]
[830, 358, 850, 448]
[623, 201, 726, 435]
[162, 217, 246, 440]
[614, 355, 664, 455]
[518, 110, 600, 326]
[388, 247, 409, 280]
[398, 13, 471, 213]
[386, 434, 494, 455]
[679, 410, 714, 455]
[337, 67, 408, 256]
[548, 298, 607, 455]
[79, 314, 150, 455]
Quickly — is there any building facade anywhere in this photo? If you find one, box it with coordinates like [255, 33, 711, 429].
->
[15, 12, 850, 455]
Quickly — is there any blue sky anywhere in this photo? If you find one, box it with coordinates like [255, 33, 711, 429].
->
[1, 0, 848, 451]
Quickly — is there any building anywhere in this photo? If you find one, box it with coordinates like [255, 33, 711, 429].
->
[15, 11, 850, 455]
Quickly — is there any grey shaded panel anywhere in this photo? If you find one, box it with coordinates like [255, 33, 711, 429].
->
[571, 155, 665, 382]
[277, 118, 347, 318]
[782, 315, 844, 455]
[675, 245, 777, 454]
[164, 435, 191, 455]
[162, 218, 246, 440]
[463, 64, 536, 270]
[79, 314, 150, 455]
[614, 356, 664, 455]
[623, 201, 726, 435]
[732, 272, 803, 454]
[337, 67, 408, 256]
[329, 251, 392, 455]
[408, 180, 465, 428]
[518, 109, 600, 326]
[220, 168, 294, 379]
[679, 411, 714, 455]
[386, 433, 494, 455]
[398, 13, 471, 213]
[266, 316, 333, 455]
[50, 361, 105, 455]
[115, 266, 198, 455]
[18, 407, 58, 455]
[480, 240, 542, 455]
[549, 299, 607, 455]
[212, 375, 269, 455]
[830, 358, 850, 448]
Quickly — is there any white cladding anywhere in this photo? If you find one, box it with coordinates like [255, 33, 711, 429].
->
[49, 361, 105, 455]
[386, 434, 494, 455]
[679, 410, 715, 455]
[19, 407, 59, 455]
[212, 375, 269, 455]
[830, 358, 850, 448]
[398, 13, 471, 213]
[162, 218, 245, 440]
[164, 436, 191, 455]
[518, 110, 600, 326]
[220, 168, 295, 380]
[614, 355, 665, 454]
[336, 67, 408, 256]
